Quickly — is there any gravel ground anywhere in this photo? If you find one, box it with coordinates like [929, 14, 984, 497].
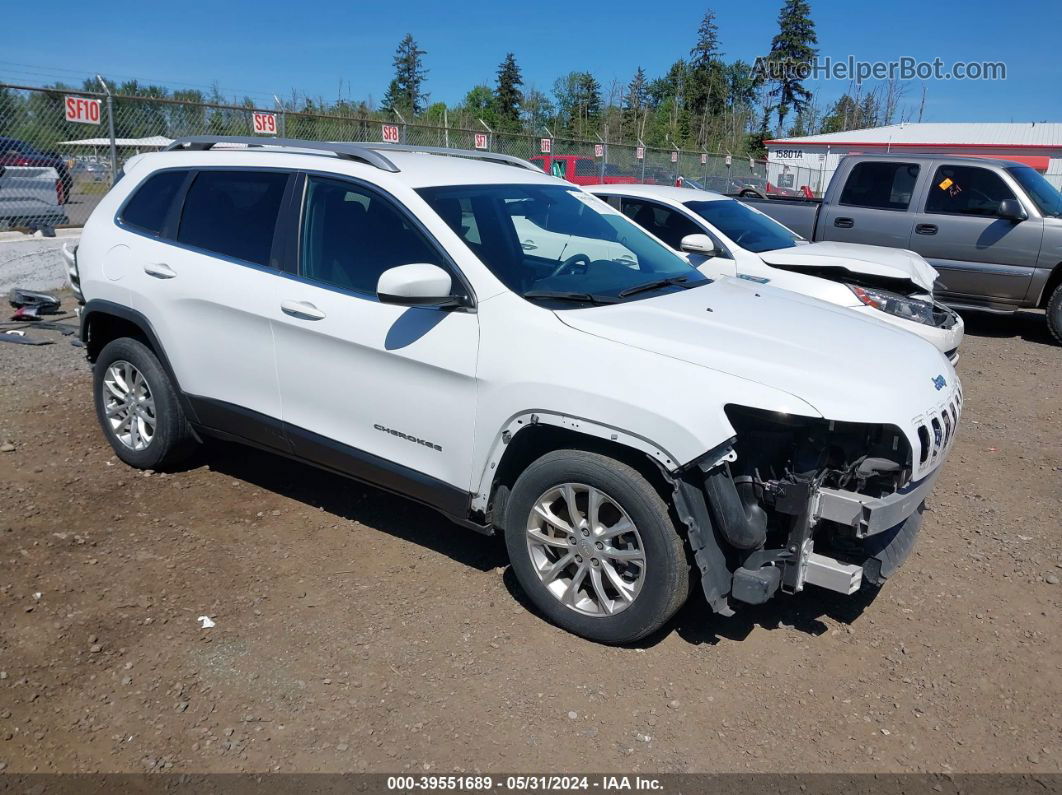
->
[0, 300, 1059, 774]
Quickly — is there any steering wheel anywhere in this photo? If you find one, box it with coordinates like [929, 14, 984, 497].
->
[549, 253, 592, 278]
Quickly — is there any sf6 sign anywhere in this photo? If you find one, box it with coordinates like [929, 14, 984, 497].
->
[382, 124, 401, 143]
[252, 112, 278, 135]
[65, 96, 102, 125]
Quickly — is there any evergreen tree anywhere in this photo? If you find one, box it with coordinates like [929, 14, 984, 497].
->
[494, 53, 523, 129]
[687, 10, 726, 144]
[384, 34, 428, 115]
[624, 67, 649, 139]
[766, 0, 817, 131]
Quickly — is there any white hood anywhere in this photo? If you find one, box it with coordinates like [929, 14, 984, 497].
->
[759, 241, 938, 293]
[557, 278, 955, 428]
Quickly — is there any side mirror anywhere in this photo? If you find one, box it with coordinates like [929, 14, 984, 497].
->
[377, 263, 459, 307]
[680, 233, 720, 256]
[998, 198, 1027, 222]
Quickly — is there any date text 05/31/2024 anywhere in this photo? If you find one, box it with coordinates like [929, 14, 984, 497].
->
[386, 776, 664, 791]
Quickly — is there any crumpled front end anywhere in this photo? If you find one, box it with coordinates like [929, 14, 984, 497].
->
[675, 378, 961, 613]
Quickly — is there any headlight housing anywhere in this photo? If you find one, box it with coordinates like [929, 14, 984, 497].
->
[847, 284, 938, 326]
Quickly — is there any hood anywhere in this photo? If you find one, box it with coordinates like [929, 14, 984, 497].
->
[758, 241, 938, 294]
[556, 278, 955, 427]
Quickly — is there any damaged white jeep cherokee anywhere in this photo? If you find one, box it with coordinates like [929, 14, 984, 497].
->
[71, 137, 961, 644]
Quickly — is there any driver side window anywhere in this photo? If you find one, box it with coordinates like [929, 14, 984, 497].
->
[924, 165, 1017, 217]
[618, 198, 704, 250]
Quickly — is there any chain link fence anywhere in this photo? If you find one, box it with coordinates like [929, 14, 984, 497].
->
[0, 82, 824, 231]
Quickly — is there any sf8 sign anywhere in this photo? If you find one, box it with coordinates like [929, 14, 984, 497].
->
[252, 112, 277, 135]
[382, 124, 401, 143]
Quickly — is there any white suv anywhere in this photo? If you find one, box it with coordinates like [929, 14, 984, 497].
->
[588, 184, 964, 363]
[71, 137, 961, 644]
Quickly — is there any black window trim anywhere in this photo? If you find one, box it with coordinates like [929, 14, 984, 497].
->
[114, 165, 295, 274]
[290, 170, 477, 310]
[617, 195, 733, 259]
[922, 163, 1019, 219]
[837, 160, 921, 213]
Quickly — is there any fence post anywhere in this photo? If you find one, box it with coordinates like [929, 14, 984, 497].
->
[96, 75, 118, 185]
[394, 109, 407, 144]
[638, 138, 646, 183]
[595, 133, 606, 182]
[479, 118, 493, 152]
[274, 95, 286, 138]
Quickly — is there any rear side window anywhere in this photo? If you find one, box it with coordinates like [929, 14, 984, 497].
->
[925, 165, 1017, 217]
[120, 170, 188, 235]
[574, 158, 598, 177]
[177, 170, 288, 265]
[839, 161, 920, 210]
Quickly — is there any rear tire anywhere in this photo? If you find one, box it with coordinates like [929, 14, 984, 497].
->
[1046, 282, 1062, 345]
[93, 337, 196, 470]
[503, 450, 689, 644]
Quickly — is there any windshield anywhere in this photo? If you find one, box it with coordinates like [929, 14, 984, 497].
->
[418, 184, 707, 304]
[684, 199, 800, 253]
[1006, 166, 1062, 218]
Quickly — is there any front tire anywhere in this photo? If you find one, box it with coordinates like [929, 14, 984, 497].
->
[93, 337, 196, 470]
[1046, 282, 1062, 345]
[504, 450, 689, 644]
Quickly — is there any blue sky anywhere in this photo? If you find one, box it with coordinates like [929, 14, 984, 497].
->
[3, 0, 1060, 123]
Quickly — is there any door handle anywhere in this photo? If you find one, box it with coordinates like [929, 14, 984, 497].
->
[915, 223, 938, 235]
[280, 300, 326, 321]
[833, 217, 854, 229]
[521, 240, 537, 251]
[143, 262, 176, 279]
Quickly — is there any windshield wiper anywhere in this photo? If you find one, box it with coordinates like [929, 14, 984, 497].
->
[617, 276, 694, 297]
[522, 290, 621, 305]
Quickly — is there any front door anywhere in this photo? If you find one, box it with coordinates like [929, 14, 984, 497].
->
[906, 163, 1044, 302]
[271, 175, 479, 512]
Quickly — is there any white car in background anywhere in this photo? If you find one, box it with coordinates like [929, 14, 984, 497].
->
[588, 184, 964, 362]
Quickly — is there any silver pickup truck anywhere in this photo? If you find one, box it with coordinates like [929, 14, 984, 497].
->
[739, 154, 1062, 343]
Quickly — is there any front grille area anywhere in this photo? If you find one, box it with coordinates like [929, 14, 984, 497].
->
[915, 384, 962, 472]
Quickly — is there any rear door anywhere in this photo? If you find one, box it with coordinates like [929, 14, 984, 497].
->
[905, 163, 1044, 302]
[271, 174, 479, 506]
[124, 168, 290, 446]
[819, 160, 920, 247]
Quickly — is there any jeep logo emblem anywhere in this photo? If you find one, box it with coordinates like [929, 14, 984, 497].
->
[932, 375, 947, 391]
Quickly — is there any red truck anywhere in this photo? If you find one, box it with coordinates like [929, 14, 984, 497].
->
[529, 154, 640, 186]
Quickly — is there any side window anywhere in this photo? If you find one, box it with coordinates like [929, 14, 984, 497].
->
[550, 160, 566, 179]
[619, 198, 702, 249]
[120, 170, 188, 236]
[924, 165, 1017, 217]
[177, 170, 288, 265]
[839, 161, 920, 210]
[574, 158, 598, 177]
[299, 176, 446, 295]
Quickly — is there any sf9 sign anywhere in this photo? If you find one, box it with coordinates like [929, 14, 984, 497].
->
[252, 112, 278, 135]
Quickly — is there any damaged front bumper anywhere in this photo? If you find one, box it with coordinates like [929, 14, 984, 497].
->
[674, 463, 939, 614]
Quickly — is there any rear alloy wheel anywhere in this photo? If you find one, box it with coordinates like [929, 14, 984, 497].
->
[504, 450, 689, 644]
[93, 337, 196, 470]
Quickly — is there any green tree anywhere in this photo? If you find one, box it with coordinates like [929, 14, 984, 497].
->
[520, 87, 553, 132]
[494, 53, 523, 130]
[624, 67, 649, 139]
[765, 0, 817, 131]
[687, 9, 726, 142]
[383, 34, 428, 115]
[458, 85, 496, 128]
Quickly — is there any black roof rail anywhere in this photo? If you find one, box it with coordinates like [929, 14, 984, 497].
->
[164, 136, 543, 173]
[165, 136, 400, 173]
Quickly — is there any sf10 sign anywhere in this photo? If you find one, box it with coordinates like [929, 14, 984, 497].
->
[252, 112, 278, 135]
[540, 138, 551, 154]
[381, 124, 401, 143]
[473, 133, 488, 150]
[65, 96, 102, 125]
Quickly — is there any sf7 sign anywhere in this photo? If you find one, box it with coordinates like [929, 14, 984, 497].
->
[473, 133, 488, 150]
[382, 124, 401, 143]
[65, 96, 101, 125]
[252, 112, 277, 135]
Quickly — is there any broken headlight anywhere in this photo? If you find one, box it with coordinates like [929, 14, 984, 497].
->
[847, 284, 937, 326]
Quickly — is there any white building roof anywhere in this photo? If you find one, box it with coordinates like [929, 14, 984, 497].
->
[767, 123, 1062, 149]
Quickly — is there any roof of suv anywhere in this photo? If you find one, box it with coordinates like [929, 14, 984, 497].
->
[143, 137, 560, 190]
[587, 183, 729, 203]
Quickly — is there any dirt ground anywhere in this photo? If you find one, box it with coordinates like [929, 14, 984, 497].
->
[0, 300, 1059, 775]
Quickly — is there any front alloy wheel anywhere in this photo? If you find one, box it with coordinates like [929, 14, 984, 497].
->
[526, 483, 646, 616]
[504, 450, 690, 644]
